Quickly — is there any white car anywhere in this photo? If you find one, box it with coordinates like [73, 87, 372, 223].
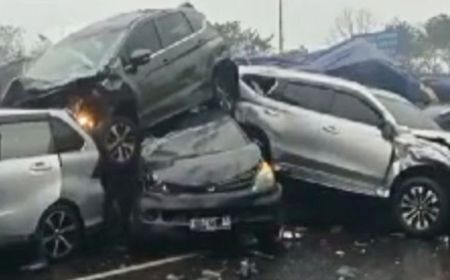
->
[0, 109, 104, 260]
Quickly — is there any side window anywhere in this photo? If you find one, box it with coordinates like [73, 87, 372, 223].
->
[155, 12, 193, 47]
[184, 11, 204, 31]
[331, 93, 381, 126]
[275, 82, 335, 113]
[0, 121, 53, 160]
[51, 119, 84, 153]
[125, 20, 162, 54]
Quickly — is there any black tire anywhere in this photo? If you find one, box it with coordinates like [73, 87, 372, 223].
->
[36, 204, 82, 261]
[393, 176, 449, 237]
[97, 116, 140, 169]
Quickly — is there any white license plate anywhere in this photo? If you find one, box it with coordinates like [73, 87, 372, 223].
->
[189, 216, 232, 232]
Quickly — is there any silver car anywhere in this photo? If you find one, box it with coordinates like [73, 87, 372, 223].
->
[235, 66, 450, 237]
[0, 109, 104, 260]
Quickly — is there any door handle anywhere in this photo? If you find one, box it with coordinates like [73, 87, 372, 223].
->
[322, 125, 339, 135]
[30, 162, 52, 173]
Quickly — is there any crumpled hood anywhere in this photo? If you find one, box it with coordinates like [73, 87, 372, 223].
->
[1, 71, 101, 107]
[394, 129, 450, 167]
[411, 129, 450, 147]
[145, 144, 261, 187]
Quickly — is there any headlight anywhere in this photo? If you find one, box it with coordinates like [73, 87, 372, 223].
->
[142, 173, 169, 194]
[75, 111, 95, 130]
[253, 161, 276, 193]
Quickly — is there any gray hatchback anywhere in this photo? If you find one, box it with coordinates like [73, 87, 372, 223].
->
[0, 109, 104, 260]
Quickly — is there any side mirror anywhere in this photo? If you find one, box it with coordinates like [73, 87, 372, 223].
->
[130, 49, 152, 66]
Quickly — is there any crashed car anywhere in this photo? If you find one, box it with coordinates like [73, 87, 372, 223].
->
[1, 4, 233, 168]
[423, 104, 450, 131]
[233, 66, 450, 236]
[130, 111, 281, 241]
[0, 109, 104, 260]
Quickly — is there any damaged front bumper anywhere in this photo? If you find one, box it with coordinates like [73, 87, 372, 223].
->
[130, 186, 282, 235]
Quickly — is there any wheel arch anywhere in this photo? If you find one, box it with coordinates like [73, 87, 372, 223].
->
[390, 164, 450, 198]
[239, 123, 272, 161]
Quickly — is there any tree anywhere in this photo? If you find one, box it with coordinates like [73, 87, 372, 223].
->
[212, 21, 273, 55]
[330, 8, 376, 42]
[0, 25, 25, 65]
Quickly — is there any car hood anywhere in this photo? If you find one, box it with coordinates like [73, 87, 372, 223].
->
[1, 71, 103, 107]
[142, 144, 261, 187]
[411, 129, 450, 147]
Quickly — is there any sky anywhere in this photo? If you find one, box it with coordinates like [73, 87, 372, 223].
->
[1, 0, 450, 52]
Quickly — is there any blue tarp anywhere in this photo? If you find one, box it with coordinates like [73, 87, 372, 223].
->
[238, 39, 429, 105]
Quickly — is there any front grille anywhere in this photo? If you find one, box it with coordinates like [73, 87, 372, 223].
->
[166, 167, 257, 194]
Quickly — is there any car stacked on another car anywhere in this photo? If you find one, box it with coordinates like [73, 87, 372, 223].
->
[130, 111, 282, 242]
[0, 109, 104, 261]
[1, 4, 235, 168]
[231, 65, 450, 236]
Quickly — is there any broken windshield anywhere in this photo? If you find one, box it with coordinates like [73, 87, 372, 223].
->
[25, 29, 125, 82]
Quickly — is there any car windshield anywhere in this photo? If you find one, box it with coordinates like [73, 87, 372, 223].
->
[25, 29, 125, 82]
[376, 94, 441, 130]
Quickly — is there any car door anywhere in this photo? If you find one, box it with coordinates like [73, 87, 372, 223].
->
[122, 19, 166, 124]
[0, 118, 61, 236]
[152, 12, 201, 120]
[264, 81, 336, 178]
[320, 91, 393, 194]
[50, 117, 103, 224]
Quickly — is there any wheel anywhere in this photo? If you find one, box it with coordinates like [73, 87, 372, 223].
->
[211, 75, 237, 112]
[393, 177, 449, 237]
[36, 204, 82, 261]
[98, 116, 140, 169]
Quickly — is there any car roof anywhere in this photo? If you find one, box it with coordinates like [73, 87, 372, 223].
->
[66, 10, 158, 40]
[65, 6, 195, 40]
[239, 65, 369, 93]
[370, 88, 410, 103]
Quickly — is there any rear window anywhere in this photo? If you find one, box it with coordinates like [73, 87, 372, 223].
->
[51, 119, 85, 153]
[0, 121, 54, 160]
[155, 12, 193, 47]
[275, 82, 335, 113]
[143, 117, 247, 158]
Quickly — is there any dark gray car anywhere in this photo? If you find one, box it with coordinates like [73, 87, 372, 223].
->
[233, 66, 450, 237]
[131, 111, 281, 242]
[1, 4, 233, 168]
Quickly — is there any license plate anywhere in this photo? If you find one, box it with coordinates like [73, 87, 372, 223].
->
[189, 216, 232, 232]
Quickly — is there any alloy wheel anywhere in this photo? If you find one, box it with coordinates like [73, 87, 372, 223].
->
[105, 121, 136, 164]
[39, 210, 79, 260]
[399, 185, 440, 231]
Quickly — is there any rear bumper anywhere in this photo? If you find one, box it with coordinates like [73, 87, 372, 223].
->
[130, 185, 282, 235]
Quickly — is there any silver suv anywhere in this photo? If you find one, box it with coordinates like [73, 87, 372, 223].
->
[0, 109, 104, 260]
[235, 66, 450, 236]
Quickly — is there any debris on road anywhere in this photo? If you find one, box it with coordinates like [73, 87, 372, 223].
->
[20, 260, 48, 272]
[438, 235, 449, 249]
[249, 250, 275, 260]
[354, 241, 369, 247]
[201, 269, 223, 280]
[390, 232, 405, 238]
[335, 250, 346, 257]
[330, 225, 343, 234]
[336, 265, 361, 279]
[237, 259, 258, 279]
[166, 274, 186, 280]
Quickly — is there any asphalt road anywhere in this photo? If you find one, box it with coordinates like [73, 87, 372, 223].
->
[2, 178, 450, 280]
